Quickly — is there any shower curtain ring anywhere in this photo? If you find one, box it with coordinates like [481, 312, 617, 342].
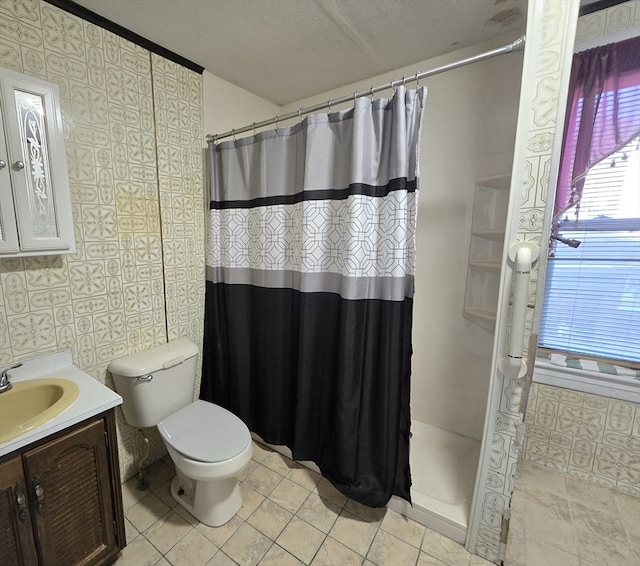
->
[369, 86, 374, 100]
[415, 72, 420, 88]
[232, 129, 236, 143]
[252, 122, 257, 136]
[402, 75, 406, 86]
[298, 108, 302, 122]
[275, 116, 279, 131]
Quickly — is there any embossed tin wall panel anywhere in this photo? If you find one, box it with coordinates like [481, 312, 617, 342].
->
[0, 0, 204, 481]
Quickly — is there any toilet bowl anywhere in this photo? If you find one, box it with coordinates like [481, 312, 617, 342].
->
[108, 339, 253, 526]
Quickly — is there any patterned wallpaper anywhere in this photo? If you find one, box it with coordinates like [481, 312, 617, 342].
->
[0, 0, 205, 480]
[521, 0, 640, 499]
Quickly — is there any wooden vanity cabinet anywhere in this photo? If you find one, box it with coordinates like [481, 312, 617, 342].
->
[0, 410, 125, 566]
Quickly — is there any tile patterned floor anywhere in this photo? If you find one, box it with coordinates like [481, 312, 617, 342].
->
[116, 441, 494, 566]
[505, 460, 640, 566]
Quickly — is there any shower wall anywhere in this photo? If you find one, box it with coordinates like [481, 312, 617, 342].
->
[278, 34, 524, 441]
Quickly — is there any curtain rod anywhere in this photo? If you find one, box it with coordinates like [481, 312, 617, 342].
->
[206, 36, 525, 144]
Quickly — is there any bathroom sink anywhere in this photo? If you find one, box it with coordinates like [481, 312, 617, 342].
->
[0, 378, 80, 444]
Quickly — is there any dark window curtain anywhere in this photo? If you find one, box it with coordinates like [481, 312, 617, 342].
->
[201, 87, 426, 507]
[553, 36, 640, 235]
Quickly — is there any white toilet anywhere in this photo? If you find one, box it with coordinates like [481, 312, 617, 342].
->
[108, 338, 252, 527]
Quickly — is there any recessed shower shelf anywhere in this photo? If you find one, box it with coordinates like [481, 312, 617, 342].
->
[462, 307, 497, 330]
[468, 260, 501, 273]
[463, 174, 511, 332]
[471, 229, 505, 241]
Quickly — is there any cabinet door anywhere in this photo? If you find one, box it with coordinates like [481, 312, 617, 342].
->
[0, 70, 74, 254]
[23, 419, 118, 566]
[0, 456, 38, 566]
[0, 109, 20, 253]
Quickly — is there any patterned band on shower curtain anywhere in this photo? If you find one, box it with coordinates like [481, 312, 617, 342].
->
[201, 86, 426, 507]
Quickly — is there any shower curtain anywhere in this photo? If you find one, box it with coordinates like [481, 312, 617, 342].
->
[201, 86, 426, 507]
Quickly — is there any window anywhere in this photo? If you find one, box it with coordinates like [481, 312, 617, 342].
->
[539, 136, 640, 365]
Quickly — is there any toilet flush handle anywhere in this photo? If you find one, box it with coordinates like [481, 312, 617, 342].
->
[137, 374, 153, 382]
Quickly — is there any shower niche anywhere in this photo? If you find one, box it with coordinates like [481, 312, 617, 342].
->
[463, 174, 510, 331]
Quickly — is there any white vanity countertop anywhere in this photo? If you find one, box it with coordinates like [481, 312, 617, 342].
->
[0, 349, 122, 458]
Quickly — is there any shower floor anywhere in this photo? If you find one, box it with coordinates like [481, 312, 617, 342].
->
[388, 420, 481, 543]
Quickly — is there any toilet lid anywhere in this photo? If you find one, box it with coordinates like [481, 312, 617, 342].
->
[158, 400, 251, 463]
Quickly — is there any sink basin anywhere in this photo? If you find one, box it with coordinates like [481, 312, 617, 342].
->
[0, 378, 80, 444]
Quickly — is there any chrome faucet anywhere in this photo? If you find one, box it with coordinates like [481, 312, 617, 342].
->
[0, 363, 22, 393]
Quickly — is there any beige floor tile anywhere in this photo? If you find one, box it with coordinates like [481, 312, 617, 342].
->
[380, 509, 425, 548]
[152, 479, 178, 509]
[574, 527, 635, 565]
[344, 499, 387, 525]
[244, 463, 284, 496]
[197, 514, 244, 548]
[173, 499, 201, 526]
[260, 543, 305, 566]
[114, 534, 162, 565]
[421, 529, 470, 566]
[222, 522, 273, 566]
[565, 475, 619, 514]
[155, 559, 171, 566]
[328, 510, 378, 557]
[207, 550, 238, 566]
[248, 498, 293, 540]
[297, 493, 341, 534]
[126, 492, 172, 532]
[276, 516, 326, 565]
[239, 459, 259, 481]
[569, 500, 628, 544]
[311, 536, 364, 566]
[121, 477, 151, 511]
[314, 478, 349, 508]
[143, 509, 193, 554]
[469, 555, 495, 565]
[525, 540, 580, 566]
[521, 489, 576, 552]
[263, 451, 296, 476]
[367, 529, 419, 566]
[251, 442, 273, 463]
[416, 551, 448, 566]
[165, 528, 218, 566]
[124, 517, 139, 545]
[287, 464, 322, 491]
[238, 483, 266, 519]
[269, 477, 311, 514]
[147, 459, 176, 491]
[516, 461, 568, 497]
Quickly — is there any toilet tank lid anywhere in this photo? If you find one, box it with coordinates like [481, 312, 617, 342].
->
[108, 338, 199, 377]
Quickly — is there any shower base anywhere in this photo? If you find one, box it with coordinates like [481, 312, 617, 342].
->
[387, 420, 481, 543]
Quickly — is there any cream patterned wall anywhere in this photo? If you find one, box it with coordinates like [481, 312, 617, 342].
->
[0, 0, 205, 480]
[521, 0, 640, 498]
[524, 383, 640, 495]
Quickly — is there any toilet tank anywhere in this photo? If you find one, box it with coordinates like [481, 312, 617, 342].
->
[108, 338, 199, 428]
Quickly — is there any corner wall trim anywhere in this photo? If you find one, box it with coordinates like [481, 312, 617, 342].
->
[44, 0, 205, 74]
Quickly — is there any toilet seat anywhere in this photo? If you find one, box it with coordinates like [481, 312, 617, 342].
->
[158, 400, 251, 463]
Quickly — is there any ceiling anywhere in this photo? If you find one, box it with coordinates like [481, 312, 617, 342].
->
[70, 0, 597, 106]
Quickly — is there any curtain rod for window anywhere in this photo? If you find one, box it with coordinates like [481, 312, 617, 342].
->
[206, 36, 525, 144]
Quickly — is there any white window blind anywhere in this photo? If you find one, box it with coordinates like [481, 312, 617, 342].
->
[540, 136, 640, 364]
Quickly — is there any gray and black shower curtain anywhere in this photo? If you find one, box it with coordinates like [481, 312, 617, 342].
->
[201, 86, 426, 507]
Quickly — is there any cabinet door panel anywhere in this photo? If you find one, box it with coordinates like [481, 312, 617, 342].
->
[23, 419, 117, 566]
[0, 109, 20, 253]
[0, 70, 75, 254]
[0, 456, 38, 566]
